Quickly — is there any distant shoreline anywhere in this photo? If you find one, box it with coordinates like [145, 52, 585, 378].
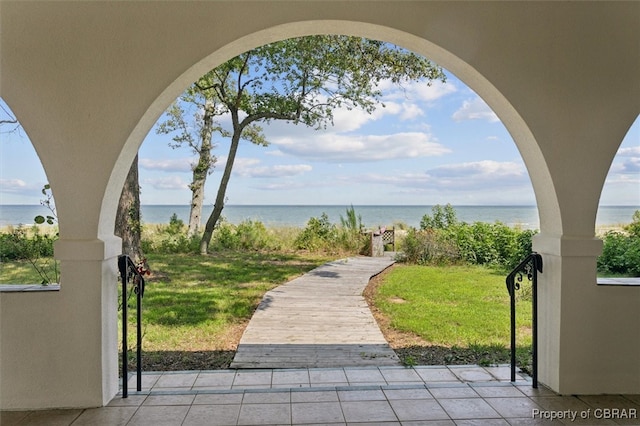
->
[1, 204, 637, 230]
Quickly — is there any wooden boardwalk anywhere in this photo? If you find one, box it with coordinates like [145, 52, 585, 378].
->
[231, 256, 401, 369]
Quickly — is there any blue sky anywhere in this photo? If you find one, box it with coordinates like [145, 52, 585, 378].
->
[1, 70, 638, 206]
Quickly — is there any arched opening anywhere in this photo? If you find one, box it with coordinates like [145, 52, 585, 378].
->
[119, 31, 541, 372]
[0, 98, 59, 286]
[596, 114, 640, 278]
[103, 21, 552, 240]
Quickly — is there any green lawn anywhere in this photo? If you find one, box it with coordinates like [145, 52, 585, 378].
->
[0, 259, 58, 284]
[2, 253, 532, 370]
[121, 252, 333, 354]
[374, 264, 532, 349]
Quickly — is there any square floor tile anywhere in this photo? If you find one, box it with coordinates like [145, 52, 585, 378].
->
[338, 389, 386, 401]
[193, 393, 244, 405]
[380, 367, 423, 382]
[272, 369, 309, 385]
[414, 367, 460, 382]
[506, 418, 563, 425]
[383, 387, 433, 400]
[340, 400, 398, 422]
[429, 386, 479, 399]
[484, 366, 520, 381]
[0, 410, 31, 426]
[7, 409, 83, 426]
[291, 389, 339, 403]
[127, 405, 190, 426]
[242, 390, 290, 404]
[143, 394, 195, 406]
[389, 399, 450, 421]
[449, 367, 495, 382]
[516, 385, 557, 397]
[438, 398, 501, 419]
[485, 397, 541, 418]
[454, 419, 509, 425]
[154, 373, 198, 388]
[69, 406, 137, 426]
[182, 404, 241, 426]
[623, 395, 640, 405]
[194, 372, 236, 388]
[530, 396, 591, 413]
[127, 374, 161, 390]
[472, 385, 527, 398]
[233, 370, 272, 386]
[236, 403, 291, 425]
[292, 401, 345, 424]
[108, 394, 148, 407]
[344, 368, 386, 383]
[309, 368, 348, 384]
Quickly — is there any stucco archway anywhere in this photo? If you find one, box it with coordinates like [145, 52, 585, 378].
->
[106, 20, 555, 241]
[1, 1, 638, 410]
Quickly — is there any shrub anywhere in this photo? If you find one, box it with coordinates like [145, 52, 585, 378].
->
[597, 210, 640, 277]
[211, 219, 280, 251]
[598, 231, 640, 276]
[0, 226, 56, 260]
[398, 228, 460, 265]
[401, 205, 537, 270]
[141, 215, 199, 254]
[294, 213, 338, 251]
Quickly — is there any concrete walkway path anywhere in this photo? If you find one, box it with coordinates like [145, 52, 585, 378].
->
[231, 255, 400, 368]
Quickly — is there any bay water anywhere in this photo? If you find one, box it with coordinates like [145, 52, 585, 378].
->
[1, 204, 638, 230]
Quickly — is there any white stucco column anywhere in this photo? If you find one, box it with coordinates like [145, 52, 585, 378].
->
[0, 237, 121, 409]
[534, 234, 640, 395]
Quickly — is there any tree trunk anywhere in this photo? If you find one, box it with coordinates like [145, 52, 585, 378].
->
[115, 154, 142, 259]
[187, 99, 216, 236]
[200, 127, 242, 254]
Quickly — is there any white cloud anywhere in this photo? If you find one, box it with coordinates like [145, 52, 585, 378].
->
[345, 160, 528, 189]
[139, 157, 194, 173]
[380, 79, 457, 103]
[0, 178, 28, 193]
[142, 176, 190, 190]
[620, 158, 640, 173]
[273, 132, 450, 163]
[236, 163, 313, 178]
[452, 97, 500, 123]
[617, 146, 640, 157]
[425, 160, 528, 190]
[399, 103, 424, 121]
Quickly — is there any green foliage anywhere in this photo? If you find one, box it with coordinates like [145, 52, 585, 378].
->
[597, 210, 640, 277]
[294, 208, 369, 254]
[398, 228, 460, 265]
[210, 219, 281, 251]
[338, 205, 368, 253]
[404, 204, 536, 270]
[294, 213, 338, 251]
[0, 226, 58, 284]
[420, 203, 458, 230]
[0, 226, 55, 260]
[141, 215, 200, 254]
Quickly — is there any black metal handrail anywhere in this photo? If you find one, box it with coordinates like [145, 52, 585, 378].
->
[118, 255, 146, 398]
[506, 252, 542, 388]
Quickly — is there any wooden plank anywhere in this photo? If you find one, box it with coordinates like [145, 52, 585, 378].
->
[231, 256, 400, 369]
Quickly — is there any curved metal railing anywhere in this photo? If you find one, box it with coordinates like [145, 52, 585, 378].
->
[506, 252, 542, 388]
[118, 255, 146, 398]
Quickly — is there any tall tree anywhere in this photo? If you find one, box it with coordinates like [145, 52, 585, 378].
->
[157, 97, 221, 236]
[196, 35, 446, 254]
[157, 85, 263, 235]
[115, 154, 142, 259]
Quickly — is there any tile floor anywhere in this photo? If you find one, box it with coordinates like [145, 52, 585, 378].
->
[2, 365, 640, 425]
